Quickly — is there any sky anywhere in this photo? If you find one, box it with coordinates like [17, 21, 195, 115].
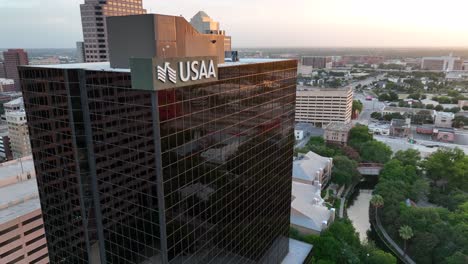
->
[1, 0, 468, 48]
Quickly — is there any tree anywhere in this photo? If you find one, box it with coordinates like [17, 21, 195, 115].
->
[353, 100, 363, 113]
[452, 116, 468, 128]
[435, 105, 444, 111]
[389, 91, 399, 101]
[360, 141, 392, 164]
[370, 195, 384, 217]
[366, 250, 397, 264]
[399, 225, 414, 257]
[426, 104, 434, 109]
[378, 93, 390, 102]
[371, 112, 382, 120]
[349, 125, 373, 148]
[394, 149, 421, 167]
[332, 155, 360, 187]
[446, 251, 468, 264]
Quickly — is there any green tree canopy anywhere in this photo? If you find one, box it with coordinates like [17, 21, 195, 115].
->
[360, 141, 392, 164]
[331, 155, 360, 187]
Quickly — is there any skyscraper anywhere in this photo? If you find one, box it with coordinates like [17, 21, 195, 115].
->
[3, 49, 29, 91]
[20, 14, 297, 264]
[80, 0, 146, 62]
[190, 11, 232, 52]
[77, 41, 86, 63]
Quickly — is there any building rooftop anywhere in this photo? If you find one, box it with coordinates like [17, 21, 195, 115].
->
[324, 121, 353, 132]
[291, 181, 333, 233]
[4, 96, 23, 107]
[0, 78, 14, 85]
[0, 157, 35, 181]
[296, 85, 352, 92]
[293, 151, 332, 183]
[23, 58, 289, 72]
[436, 111, 455, 118]
[0, 179, 40, 224]
[281, 239, 313, 264]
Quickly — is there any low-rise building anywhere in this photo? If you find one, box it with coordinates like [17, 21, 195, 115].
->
[368, 122, 390, 136]
[324, 122, 353, 145]
[434, 127, 455, 143]
[290, 181, 335, 235]
[296, 86, 353, 127]
[0, 156, 48, 264]
[434, 111, 454, 128]
[390, 118, 411, 137]
[293, 151, 333, 188]
[0, 78, 15, 92]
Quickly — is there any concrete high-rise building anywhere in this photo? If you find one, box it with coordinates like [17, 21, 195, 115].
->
[295, 86, 353, 127]
[2, 49, 29, 91]
[76, 41, 86, 63]
[0, 156, 48, 264]
[80, 0, 146, 62]
[20, 14, 297, 264]
[421, 55, 463, 71]
[190, 11, 232, 52]
[4, 97, 31, 158]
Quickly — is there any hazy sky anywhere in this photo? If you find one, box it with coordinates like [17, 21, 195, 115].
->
[1, 0, 468, 48]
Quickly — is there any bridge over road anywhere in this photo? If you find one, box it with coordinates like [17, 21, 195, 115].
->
[357, 163, 383, 176]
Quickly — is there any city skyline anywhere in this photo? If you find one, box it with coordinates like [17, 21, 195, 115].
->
[1, 0, 468, 49]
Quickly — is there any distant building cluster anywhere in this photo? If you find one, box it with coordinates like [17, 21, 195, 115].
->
[0, 49, 29, 91]
[421, 54, 463, 71]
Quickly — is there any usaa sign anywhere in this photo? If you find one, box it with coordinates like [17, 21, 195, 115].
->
[130, 56, 218, 91]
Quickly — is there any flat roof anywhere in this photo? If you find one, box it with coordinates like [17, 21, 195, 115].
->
[0, 157, 35, 181]
[325, 121, 352, 132]
[0, 179, 40, 224]
[22, 58, 290, 72]
[281, 239, 313, 264]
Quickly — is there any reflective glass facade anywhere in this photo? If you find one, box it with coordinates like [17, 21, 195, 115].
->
[20, 59, 297, 264]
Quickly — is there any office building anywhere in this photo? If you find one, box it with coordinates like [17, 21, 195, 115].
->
[77, 41, 86, 63]
[0, 156, 48, 264]
[80, 0, 146, 62]
[324, 122, 353, 145]
[301, 56, 332, 69]
[20, 13, 297, 264]
[295, 86, 353, 126]
[0, 78, 15, 92]
[293, 151, 333, 188]
[0, 130, 13, 161]
[2, 49, 29, 91]
[337, 55, 384, 66]
[434, 111, 454, 128]
[4, 97, 31, 158]
[0, 62, 6, 78]
[190, 11, 232, 52]
[421, 55, 463, 71]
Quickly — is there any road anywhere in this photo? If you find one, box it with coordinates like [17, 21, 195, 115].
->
[354, 93, 386, 125]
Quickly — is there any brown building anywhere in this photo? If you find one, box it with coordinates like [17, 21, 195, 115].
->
[190, 11, 232, 52]
[0, 62, 6, 78]
[301, 56, 332, 69]
[2, 49, 29, 91]
[80, 0, 146, 62]
[324, 122, 353, 145]
[0, 157, 48, 264]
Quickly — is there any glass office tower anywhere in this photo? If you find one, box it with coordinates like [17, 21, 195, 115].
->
[20, 59, 297, 264]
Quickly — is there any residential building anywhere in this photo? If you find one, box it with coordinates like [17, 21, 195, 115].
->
[301, 56, 333, 69]
[324, 122, 353, 145]
[20, 13, 297, 263]
[0, 78, 15, 92]
[421, 55, 463, 71]
[0, 156, 48, 264]
[296, 86, 353, 127]
[190, 11, 232, 52]
[80, 0, 146, 62]
[2, 49, 29, 90]
[434, 111, 454, 128]
[76, 41, 85, 63]
[458, 100, 468, 109]
[290, 181, 335, 235]
[293, 151, 333, 187]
